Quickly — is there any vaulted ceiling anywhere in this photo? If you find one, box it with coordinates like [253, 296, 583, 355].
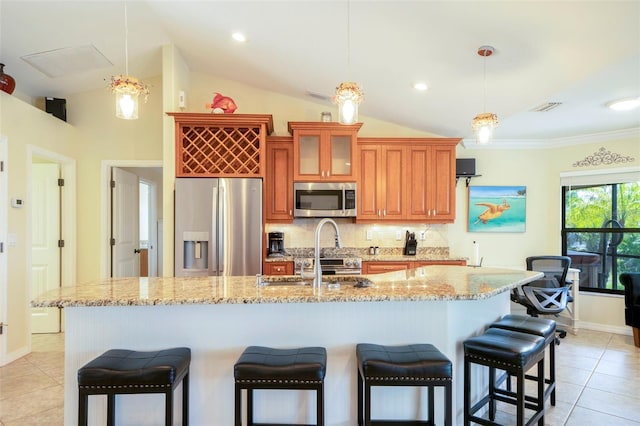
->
[1, 1, 639, 145]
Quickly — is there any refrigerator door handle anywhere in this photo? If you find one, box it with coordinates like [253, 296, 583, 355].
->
[212, 185, 218, 275]
[218, 184, 226, 275]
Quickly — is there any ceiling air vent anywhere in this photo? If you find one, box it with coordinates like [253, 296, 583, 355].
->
[305, 91, 332, 102]
[530, 102, 562, 112]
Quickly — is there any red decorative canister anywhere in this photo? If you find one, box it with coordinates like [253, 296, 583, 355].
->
[0, 64, 16, 94]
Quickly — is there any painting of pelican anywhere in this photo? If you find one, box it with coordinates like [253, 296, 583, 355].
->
[468, 186, 526, 232]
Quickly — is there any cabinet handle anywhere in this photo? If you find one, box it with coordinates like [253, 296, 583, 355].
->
[383, 209, 387, 217]
[321, 170, 325, 177]
[289, 210, 292, 217]
[327, 170, 330, 177]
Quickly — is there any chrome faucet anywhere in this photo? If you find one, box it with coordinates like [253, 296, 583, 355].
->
[313, 218, 342, 289]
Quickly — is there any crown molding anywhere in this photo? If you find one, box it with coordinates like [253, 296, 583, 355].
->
[461, 127, 640, 150]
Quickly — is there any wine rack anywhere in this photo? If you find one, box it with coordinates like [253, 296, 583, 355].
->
[168, 113, 273, 177]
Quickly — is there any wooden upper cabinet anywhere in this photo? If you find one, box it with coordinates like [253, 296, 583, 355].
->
[357, 137, 460, 223]
[288, 122, 362, 181]
[168, 113, 274, 177]
[358, 141, 406, 221]
[406, 143, 457, 222]
[265, 137, 294, 223]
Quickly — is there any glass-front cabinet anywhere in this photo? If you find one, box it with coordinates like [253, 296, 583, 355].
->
[289, 122, 362, 181]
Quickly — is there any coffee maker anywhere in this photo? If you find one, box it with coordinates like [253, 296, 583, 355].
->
[267, 232, 285, 257]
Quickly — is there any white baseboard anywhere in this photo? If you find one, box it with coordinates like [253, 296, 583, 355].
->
[576, 321, 632, 336]
[0, 345, 29, 367]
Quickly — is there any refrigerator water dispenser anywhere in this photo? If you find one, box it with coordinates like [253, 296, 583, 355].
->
[183, 231, 209, 270]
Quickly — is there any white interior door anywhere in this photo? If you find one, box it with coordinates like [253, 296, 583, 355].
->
[112, 168, 140, 277]
[31, 163, 61, 333]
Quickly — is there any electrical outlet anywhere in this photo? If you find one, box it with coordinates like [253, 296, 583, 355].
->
[366, 230, 373, 240]
[396, 230, 403, 240]
[420, 231, 426, 240]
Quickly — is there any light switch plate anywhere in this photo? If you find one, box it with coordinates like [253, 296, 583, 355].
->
[366, 230, 373, 240]
[396, 231, 403, 240]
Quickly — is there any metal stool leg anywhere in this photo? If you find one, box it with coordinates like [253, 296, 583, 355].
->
[317, 382, 324, 426]
[78, 390, 88, 426]
[107, 393, 115, 426]
[234, 384, 242, 426]
[182, 373, 189, 426]
[357, 368, 363, 426]
[165, 389, 173, 426]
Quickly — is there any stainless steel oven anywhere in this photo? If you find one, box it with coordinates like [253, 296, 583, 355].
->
[293, 182, 357, 218]
[294, 257, 362, 275]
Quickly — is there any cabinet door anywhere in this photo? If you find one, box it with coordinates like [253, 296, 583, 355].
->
[413, 260, 466, 267]
[358, 145, 382, 220]
[265, 140, 294, 222]
[407, 146, 430, 218]
[406, 145, 456, 222]
[328, 131, 355, 179]
[297, 131, 321, 178]
[429, 145, 456, 221]
[381, 145, 405, 220]
[364, 261, 412, 274]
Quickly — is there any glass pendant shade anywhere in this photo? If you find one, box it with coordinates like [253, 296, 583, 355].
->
[335, 82, 363, 125]
[115, 90, 139, 120]
[472, 112, 498, 144]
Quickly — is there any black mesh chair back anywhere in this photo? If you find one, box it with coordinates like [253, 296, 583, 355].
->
[526, 256, 572, 288]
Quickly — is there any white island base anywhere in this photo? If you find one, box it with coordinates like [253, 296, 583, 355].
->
[64, 293, 509, 425]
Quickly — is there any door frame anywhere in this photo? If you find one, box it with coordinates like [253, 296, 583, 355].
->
[27, 145, 76, 333]
[101, 160, 162, 278]
[0, 136, 7, 363]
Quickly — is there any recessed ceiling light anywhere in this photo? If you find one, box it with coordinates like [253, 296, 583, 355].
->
[232, 32, 247, 43]
[607, 98, 640, 111]
[413, 82, 428, 91]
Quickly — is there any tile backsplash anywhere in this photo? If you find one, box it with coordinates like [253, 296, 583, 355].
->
[265, 219, 449, 250]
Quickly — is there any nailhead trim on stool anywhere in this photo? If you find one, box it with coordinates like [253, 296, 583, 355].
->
[234, 346, 327, 426]
[356, 343, 453, 426]
[77, 347, 191, 426]
[464, 328, 545, 426]
[490, 314, 558, 406]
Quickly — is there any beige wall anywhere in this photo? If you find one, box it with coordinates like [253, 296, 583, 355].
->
[0, 91, 77, 358]
[66, 76, 164, 282]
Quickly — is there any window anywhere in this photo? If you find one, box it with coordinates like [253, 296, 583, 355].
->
[561, 168, 640, 294]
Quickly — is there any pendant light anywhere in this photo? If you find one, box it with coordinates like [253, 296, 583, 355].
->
[471, 45, 498, 144]
[335, 0, 363, 125]
[109, 2, 149, 120]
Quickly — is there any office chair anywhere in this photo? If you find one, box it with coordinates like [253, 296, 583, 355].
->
[511, 256, 572, 339]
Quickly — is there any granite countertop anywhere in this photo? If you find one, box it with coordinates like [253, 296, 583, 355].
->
[31, 266, 542, 308]
[264, 247, 466, 263]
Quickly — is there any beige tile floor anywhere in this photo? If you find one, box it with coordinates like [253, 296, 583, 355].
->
[0, 329, 639, 425]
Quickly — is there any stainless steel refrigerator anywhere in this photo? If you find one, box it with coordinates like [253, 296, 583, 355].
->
[174, 178, 262, 277]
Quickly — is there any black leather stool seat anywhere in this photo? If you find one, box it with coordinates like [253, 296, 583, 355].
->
[356, 343, 452, 426]
[78, 347, 190, 426]
[490, 315, 556, 343]
[234, 346, 327, 426]
[490, 314, 558, 405]
[464, 328, 545, 426]
[234, 346, 327, 382]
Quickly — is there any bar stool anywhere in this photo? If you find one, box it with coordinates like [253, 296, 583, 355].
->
[77, 347, 191, 426]
[356, 343, 452, 426]
[464, 328, 545, 426]
[489, 314, 558, 405]
[234, 346, 327, 426]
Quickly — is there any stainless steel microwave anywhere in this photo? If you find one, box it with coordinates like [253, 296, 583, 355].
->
[293, 182, 357, 218]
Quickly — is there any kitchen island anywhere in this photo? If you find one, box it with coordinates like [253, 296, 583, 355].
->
[33, 265, 543, 426]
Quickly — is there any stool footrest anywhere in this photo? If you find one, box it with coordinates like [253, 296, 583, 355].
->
[369, 421, 433, 425]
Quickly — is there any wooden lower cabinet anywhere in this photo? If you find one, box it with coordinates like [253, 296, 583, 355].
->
[364, 260, 466, 274]
[264, 261, 294, 275]
[363, 262, 412, 274]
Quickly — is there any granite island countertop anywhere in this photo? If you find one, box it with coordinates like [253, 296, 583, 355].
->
[32, 265, 543, 308]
